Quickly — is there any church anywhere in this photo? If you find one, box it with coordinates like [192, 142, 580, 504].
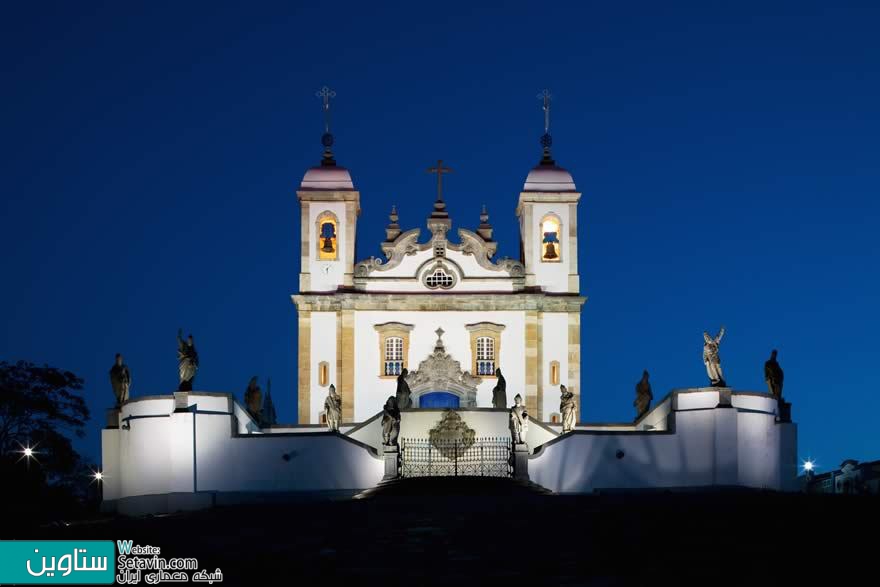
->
[293, 100, 583, 426]
[99, 93, 799, 516]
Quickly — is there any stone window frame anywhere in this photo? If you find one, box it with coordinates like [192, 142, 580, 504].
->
[539, 212, 563, 263]
[465, 322, 506, 379]
[374, 322, 414, 379]
[422, 261, 457, 290]
[318, 361, 330, 387]
[549, 360, 560, 386]
[315, 210, 340, 261]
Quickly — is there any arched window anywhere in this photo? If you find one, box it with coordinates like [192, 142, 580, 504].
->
[316, 212, 338, 261]
[541, 215, 561, 262]
[384, 336, 404, 376]
[476, 336, 495, 376]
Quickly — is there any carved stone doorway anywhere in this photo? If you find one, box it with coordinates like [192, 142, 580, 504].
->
[405, 327, 481, 408]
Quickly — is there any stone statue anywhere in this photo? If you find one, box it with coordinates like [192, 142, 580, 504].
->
[702, 326, 726, 387]
[381, 396, 401, 446]
[109, 353, 131, 406]
[634, 370, 653, 421]
[509, 393, 529, 444]
[176, 329, 199, 391]
[559, 384, 577, 433]
[395, 368, 412, 409]
[324, 384, 342, 432]
[491, 368, 507, 409]
[764, 349, 784, 400]
[244, 376, 262, 423]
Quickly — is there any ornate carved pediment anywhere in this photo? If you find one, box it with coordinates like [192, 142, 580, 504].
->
[429, 410, 476, 458]
[452, 229, 525, 277]
[354, 229, 422, 277]
[405, 329, 481, 407]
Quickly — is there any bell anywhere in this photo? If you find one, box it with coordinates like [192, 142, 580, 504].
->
[544, 242, 558, 260]
[321, 237, 335, 253]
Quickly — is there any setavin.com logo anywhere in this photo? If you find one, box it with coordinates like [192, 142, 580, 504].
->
[0, 540, 114, 584]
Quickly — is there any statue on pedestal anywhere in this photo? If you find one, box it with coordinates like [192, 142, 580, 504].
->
[559, 385, 577, 433]
[634, 370, 653, 421]
[244, 376, 262, 423]
[109, 353, 131, 406]
[509, 393, 529, 444]
[764, 349, 784, 400]
[395, 368, 412, 409]
[381, 396, 401, 446]
[702, 326, 726, 387]
[324, 384, 342, 432]
[492, 368, 507, 409]
[176, 329, 199, 391]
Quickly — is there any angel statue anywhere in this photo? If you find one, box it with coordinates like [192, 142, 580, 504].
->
[702, 326, 726, 387]
[109, 353, 131, 406]
[177, 328, 199, 391]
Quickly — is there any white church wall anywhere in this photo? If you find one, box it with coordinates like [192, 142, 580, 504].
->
[306, 201, 347, 292]
[352, 311, 526, 420]
[310, 311, 338, 423]
[541, 312, 569, 419]
[529, 202, 571, 293]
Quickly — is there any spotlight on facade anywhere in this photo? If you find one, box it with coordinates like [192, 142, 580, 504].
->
[803, 460, 815, 473]
[93, 471, 104, 481]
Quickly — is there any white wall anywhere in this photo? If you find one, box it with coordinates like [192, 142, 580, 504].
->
[529, 390, 797, 493]
[103, 392, 382, 515]
[541, 312, 569, 419]
[352, 311, 526, 420]
[310, 311, 338, 423]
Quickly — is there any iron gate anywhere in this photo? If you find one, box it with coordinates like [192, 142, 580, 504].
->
[399, 437, 512, 478]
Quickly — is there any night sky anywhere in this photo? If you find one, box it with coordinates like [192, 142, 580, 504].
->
[2, 1, 878, 472]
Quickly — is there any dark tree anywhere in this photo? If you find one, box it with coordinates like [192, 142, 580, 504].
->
[0, 361, 89, 479]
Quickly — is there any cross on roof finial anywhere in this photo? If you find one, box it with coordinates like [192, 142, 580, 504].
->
[315, 86, 337, 166]
[537, 89, 556, 165]
[316, 86, 336, 134]
[427, 160, 453, 202]
[538, 89, 552, 135]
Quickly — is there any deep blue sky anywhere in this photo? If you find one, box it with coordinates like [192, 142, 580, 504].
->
[2, 1, 878, 472]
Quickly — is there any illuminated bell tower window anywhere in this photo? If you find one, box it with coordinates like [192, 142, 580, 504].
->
[316, 212, 338, 261]
[541, 216, 561, 262]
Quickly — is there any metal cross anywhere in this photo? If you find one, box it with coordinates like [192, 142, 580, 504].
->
[427, 160, 453, 201]
[538, 89, 552, 134]
[316, 86, 336, 134]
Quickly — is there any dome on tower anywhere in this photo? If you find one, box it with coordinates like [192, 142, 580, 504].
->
[523, 162, 576, 192]
[299, 165, 355, 190]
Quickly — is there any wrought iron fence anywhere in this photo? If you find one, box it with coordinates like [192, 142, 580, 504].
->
[400, 437, 512, 478]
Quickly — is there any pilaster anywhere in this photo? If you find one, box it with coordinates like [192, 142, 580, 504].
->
[525, 310, 539, 417]
[567, 311, 581, 422]
[298, 312, 311, 424]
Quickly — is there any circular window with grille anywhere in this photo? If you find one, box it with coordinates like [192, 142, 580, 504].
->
[423, 264, 456, 289]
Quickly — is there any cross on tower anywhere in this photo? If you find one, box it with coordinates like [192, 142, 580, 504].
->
[427, 160, 453, 202]
[538, 89, 552, 135]
[316, 86, 336, 134]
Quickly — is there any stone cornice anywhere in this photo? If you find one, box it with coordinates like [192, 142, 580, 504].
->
[516, 191, 581, 216]
[292, 292, 587, 312]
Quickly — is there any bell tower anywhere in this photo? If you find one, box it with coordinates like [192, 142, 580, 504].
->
[297, 86, 360, 293]
[516, 90, 581, 294]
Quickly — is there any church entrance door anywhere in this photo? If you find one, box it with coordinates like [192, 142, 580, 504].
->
[418, 391, 460, 408]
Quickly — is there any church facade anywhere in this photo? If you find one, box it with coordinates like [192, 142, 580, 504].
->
[293, 144, 585, 425]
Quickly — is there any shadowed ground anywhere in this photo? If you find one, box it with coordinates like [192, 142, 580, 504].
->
[12, 478, 880, 585]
